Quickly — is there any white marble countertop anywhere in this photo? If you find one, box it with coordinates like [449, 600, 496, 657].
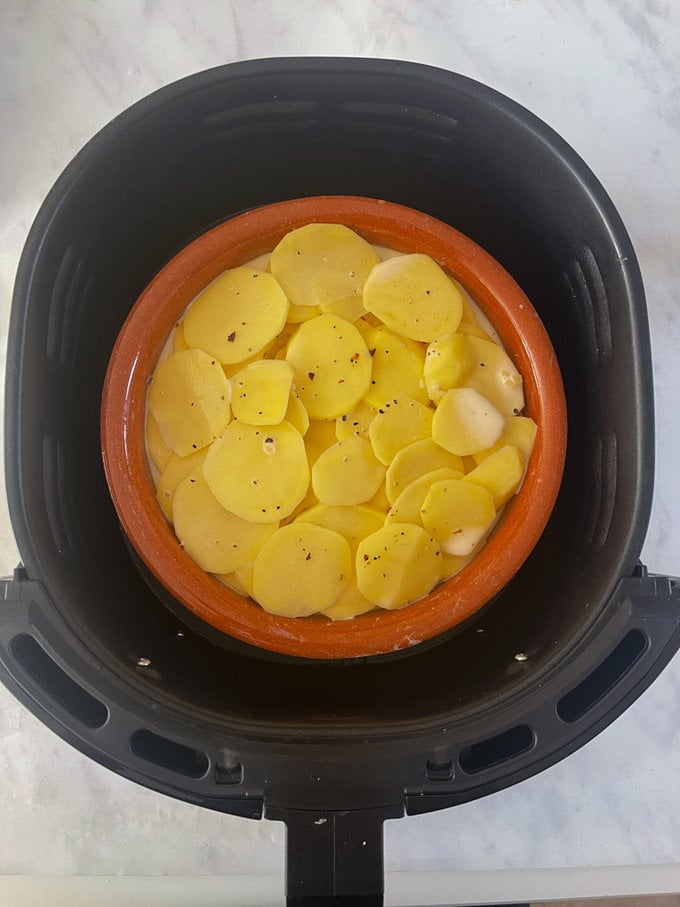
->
[1, 0, 679, 900]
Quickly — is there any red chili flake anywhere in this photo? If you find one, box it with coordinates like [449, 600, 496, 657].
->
[363, 554, 370, 561]
[228, 331, 236, 342]
[368, 348, 376, 357]
[350, 352, 360, 362]
[308, 371, 316, 381]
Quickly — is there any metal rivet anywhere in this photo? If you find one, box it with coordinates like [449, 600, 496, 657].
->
[136, 656, 151, 667]
[514, 652, 529, 662]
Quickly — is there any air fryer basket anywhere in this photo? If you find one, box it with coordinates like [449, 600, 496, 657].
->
[2, 59, 679, 905]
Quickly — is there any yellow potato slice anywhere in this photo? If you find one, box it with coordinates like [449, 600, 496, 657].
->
[148, 349, 231, 457]
[305, 418, 339, 451]
[203, 420, 309, 523]
[356, 523, 441, 610]
[253, 523, 352, 617]
[472, 415, 538, 465]
[173, 322, 190, 352]
[312, 437, 385, 505]
[296, 504, 385, 555]
[230, 359, 294, 425]
[421, 479, 496, 556]
[155, 448, 208, 520]
[270, 223, 379, 321]
[463, 336, 525, 417]
[173, 470, 278, 574]
[423, 333, 476, 402]
[284, 391, 310, 436]
[386, 467, 464, 526]
[243, 252, 271, 271]
[367, 480, 391, 516]
[184, 267, 290, 365]
[287, 303, 322, 324]
[322, 584, 376, 621]
[368, 395, 434, 465]
[371, 244, 403, 261]
[234, 561, 255, 596]
[146, 412, 172, 473]
[335, 400, 376, 441]
[463, 444, 524, 508]
[439, 551, 477, 581]
[215, 570, 251, 597]
[362, 325, 428, 408]
[363, 254, 463, 342]
[457, 295, 498, 343]
[432, 387, 505, 457]
[386, 438, 464, 504]
[285, 314, 372, 420]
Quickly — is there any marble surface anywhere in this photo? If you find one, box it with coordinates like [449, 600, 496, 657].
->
[1, 0, 680, 888]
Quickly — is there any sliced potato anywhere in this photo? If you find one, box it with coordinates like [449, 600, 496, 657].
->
[284, 391, 310, 436]
[253, 523, 352, 616]
[146, 412, 172, 473]
[368, 395, 434, 465]
[311, 437, 385, 505]
[173, 322, 190, 352]
[367, 480, 391, 516]
[363, 254, 463, 342]
[463, 444, 524, 508]
[296, 504, 385, 555]
[287, 303, 322, 324]
[423, 333, 476, 401]
[174, 470, 278, 574]
[215, 570, 251, 597]
[457, 295, 498, 343]
[184, 267, 289, 364]
[472, 415, 537, 465]
[386, 467, 464, 526]
[305, 418, 340, 451]
[355, 523, 441, 609]
[322, 584, 376, 621]
[242, 252, 271, 271]
[386, 438, 464, 504]
[270, 223, 379, 321]
[148, 349, 231, 456]
[362, 325, 428, 408]
[421, 479, 496, 556]
[432, 387, 505, 457]
[439, 550, 477, 581]
[463, 335, 525, 417]
[203, 420, 309, 523]
[230, 359, 294, 425]
[155, 448, 208, 520]
[234, 561, 255, 596]
[285, 314, 372, 420]
[335, 400, 376, 441]
[371, 244, 404, 261]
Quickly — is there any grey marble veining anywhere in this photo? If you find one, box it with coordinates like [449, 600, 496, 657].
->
[1, 0, 679, 880]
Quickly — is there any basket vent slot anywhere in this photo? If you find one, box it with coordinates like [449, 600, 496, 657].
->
[130, 729, 209, 778]
[459, 724, 534, 774]
[11, 634, 108, 729]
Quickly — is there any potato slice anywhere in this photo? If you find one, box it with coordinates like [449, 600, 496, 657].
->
[432, 387, 505, 457]
[463, 444, 524, 508]
[362, 325, 428, 408]
[421, 479, 496, 556]
[270, 223, 379, 322]
[284, 391, 310, 436]
[146, 412, 172, 473]
[336, 400, 376, 441]
[371, 244, 403, 261]
[173, 470, 278, 574]
[253, 523, 351, 617]
[285, 314, 372, 420]
[472, 415, 537, 465]
[457, 295, 498, 343]
[155, 448, 208, 520]
[367, 480, 391, 516]
[386, 467, 464, 526]
[368, 395, 434, 465]
[296, 504, 385, 555]
[243, 252, 271, 271]
[356, 523, 441, 609]
[423, 333, 476, 402]
[322, 584, 376, 621]
[305, 418, 340, 451]
[312, 437, 386, 505]
[230, 359, 294, 425]
[463, 336, 525, 417]
[234, 561, 255, 596]
[386, 438, 464, 504]
[363, 254, 463, 342]
[173, 322, 190, 352]
[287, 303, 322, 324]
[148, 349, 231, 456]
[203, 420, 309, 523]
[439, 551, 477, 581]
[184, 267, 289, 365]
[215, 570, 251, 597]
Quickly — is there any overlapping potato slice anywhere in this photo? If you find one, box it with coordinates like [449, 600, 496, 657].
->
[386, 467, 464, 526]
[423, 333, 476, 402]
[432, 387, 505, 457]
[385, 438, 464, 504]
[230, 359, 294, 425]
[368, 395, 434, 465]
[145, 412, 172, 473]
[155, 448, 208, 521]
[311, 437, 385, 505]
[362, 325, 428, 408]
[420, 479, 496, 556]
[463, 444, 524, 508]
[463, 335, 525, 417]
[356, 523, 441, 609]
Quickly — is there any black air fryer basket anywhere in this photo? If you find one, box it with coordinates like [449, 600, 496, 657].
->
[2, 59, 679, 905]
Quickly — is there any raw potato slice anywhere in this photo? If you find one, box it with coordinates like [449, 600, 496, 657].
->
[285, 314, 372, 420]
[423, 333, 476, 402]
[386, 438, 464, 504]
[305, 418, 340, 451]
[356, 523, 441, 610]
[287, 303, 322, 324]
[184, 267, 290, 365]
[472, 416, 537, 465]
[368, 395, 434, 465]
[367, 480, 391, 516]
[421, 479, 496, 556]
[146, 412, 172, 473]
[173, 322, 190, 352]
[363, 254, 463, 342]
[463, 336, 525, 417]
[362, 325, 428, 408]
[439, 551, 477, 581]
[336, 400, 376, 441]
[432, 387, 505, 457]
[296, 504, 385, 554]
[386, 467, 464, 526]
[234, 561, 255, 596]
[156, 448, 208, 520]
[215, 570, 251, 597]
[203, 420, 309, 523]
[253, 523, 351, 617]
[148, 349, 231, 456]
[270, 223, 379, 321]
[371, 244, 403, 261]
[463, 444, 524, 508]
[243, 252, 271, 271]
[312, 437, 385, 505]
[322, 585, 376, 621]
[230, 359, 294, 425]
[457, 295, 498, 343]
[173, 470, 278, 574]
[284, 392, 310, 436]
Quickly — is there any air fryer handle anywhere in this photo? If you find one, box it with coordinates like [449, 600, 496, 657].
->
[269, 806, 400, 906]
